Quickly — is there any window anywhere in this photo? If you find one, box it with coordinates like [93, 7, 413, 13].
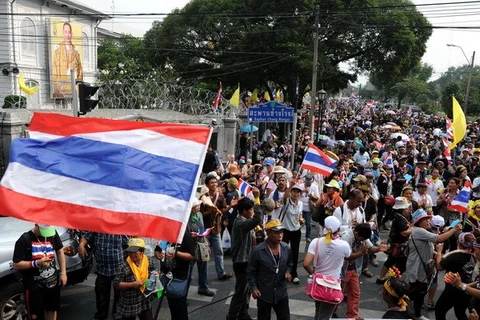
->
[82, 32, 89, 66]
[20, 18, 36, 57]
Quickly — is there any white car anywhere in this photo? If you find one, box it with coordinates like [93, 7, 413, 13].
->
[0, 217, 93, 320]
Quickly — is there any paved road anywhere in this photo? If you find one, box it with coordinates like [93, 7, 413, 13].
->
[59, 226, 452, 320]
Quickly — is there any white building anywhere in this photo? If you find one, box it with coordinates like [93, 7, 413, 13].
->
[0, 0, 110, 109]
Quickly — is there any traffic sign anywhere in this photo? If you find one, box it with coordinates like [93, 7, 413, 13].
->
[248, 101, 294, 123]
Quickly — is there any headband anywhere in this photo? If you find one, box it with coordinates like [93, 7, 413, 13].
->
[384, 280, 408, 307]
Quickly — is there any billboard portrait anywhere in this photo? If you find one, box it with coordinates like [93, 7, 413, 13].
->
[49, 19, 83, 98]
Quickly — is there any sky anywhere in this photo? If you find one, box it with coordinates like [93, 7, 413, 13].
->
[79, 0, 480, 83]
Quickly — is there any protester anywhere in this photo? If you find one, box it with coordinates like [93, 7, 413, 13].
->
[13, 223, 67, 320]
[247, 219, 293, 320]
[79, 232, 130, 320]
[226, 198, 262, 320]
[164, 224, 196, 320]
[381, 276, 415, 319]
[279, 178, 304, 284]
[332, 189, 365, 233]
[404, 209, 462, 320]
[377, 197, 413, 283]
[340, 223, 390, 319]
[200, 174, 234, 280]
[434, 232, 476, 320]
[188, 197, 215, 297]
[303, 216, 351, 320]
[299, 173, 320, 243]
[113, 238, 156, 320]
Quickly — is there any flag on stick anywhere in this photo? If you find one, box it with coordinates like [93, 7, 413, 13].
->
[238, 179, 252, 196]
[448, 181, 471, 213]
[213, 82, 222, 111]
[300, 144, 338, 177]
[445, 116, 454, 140]
[0, 113, 212, 243]
[449, 96, 467, 150]
[229, 85, 240, 108]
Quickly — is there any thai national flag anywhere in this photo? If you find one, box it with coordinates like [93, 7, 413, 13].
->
[445, 116, 454, 140]
[238, 178, 252, 196]
[448, 181, 471, 213]
[442, 137, 453, 164]
[0, 113, 211, 243]
[383, 153, 395, 174]
[300, 143, 338, 177]
[190, 228, 213, 237]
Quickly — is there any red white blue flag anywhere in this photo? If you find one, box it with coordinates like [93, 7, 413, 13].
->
[300, 143, 338, 177]
[448, 181, 471, 213]
[445, 116, 454, 140]
[238, 178, 252, 196]
[0, 113, 212, 243]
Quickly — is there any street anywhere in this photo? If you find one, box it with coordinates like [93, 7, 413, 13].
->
[59, 226, 450, 320]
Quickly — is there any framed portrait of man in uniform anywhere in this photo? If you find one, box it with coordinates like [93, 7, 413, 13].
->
[49, 19, 83, 99]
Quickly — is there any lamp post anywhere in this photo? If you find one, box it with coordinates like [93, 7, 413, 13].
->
[447, 44, 476, 115]
[317, 89, 327, 142]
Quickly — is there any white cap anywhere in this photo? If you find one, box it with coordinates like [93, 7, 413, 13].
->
[324, 216, 341, 235]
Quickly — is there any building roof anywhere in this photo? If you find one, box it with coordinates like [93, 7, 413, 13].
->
[48, 0, 112, 20]
[97, 27, 124, 40]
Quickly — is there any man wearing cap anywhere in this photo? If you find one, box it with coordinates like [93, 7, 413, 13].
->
[114, 238, 156, 320]
[227, 198, 262, 320]
[13, 223, 67, 320]
[269, 175, 288, 218]
[370, 158, 382, 183]
[247, 219, 293, 320]
[404, 209, 462, 320]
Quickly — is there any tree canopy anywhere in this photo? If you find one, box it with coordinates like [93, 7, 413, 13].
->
[141, 0, 432, 103]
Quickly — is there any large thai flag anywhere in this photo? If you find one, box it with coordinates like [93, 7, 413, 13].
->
[238, 178, 252, 196]
[300, 143, 338, 177]
[0, 113, 211, 243]
[448, 182, 471, 213]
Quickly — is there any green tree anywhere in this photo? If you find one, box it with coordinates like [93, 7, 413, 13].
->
[98, 35, 149, 70]
[143, 0, 431, 103]
[389, 62, 433, 107]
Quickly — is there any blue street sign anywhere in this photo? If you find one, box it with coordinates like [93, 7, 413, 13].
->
[248, 101, 294, 123]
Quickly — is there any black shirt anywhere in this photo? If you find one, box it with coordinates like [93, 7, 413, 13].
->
[13, 230, 63, 285]
[389, 213, 410, 244]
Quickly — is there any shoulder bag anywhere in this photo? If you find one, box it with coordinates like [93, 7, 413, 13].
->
[161, 248, 193, 299]
[411, 236, 436, 284]
[305, 240, 344, 304]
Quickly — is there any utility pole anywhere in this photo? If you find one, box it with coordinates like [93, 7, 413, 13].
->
[465, 51, 475, 116]
[309, 6, 320, 140]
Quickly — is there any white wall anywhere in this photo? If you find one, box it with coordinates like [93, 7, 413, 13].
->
[0, 0, 101, 109]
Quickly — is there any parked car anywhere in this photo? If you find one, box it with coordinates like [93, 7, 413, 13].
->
[0, 216, 93, 320]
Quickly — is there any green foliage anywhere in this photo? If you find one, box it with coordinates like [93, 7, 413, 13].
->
[142, 0, 431, 103]
[98, 36, 149, 70]
[3, 95, 26, 108]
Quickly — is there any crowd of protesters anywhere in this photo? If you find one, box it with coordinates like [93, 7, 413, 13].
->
[14, 99, 480, 320]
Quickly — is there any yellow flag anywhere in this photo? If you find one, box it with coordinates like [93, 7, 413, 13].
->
[275, 90, 283, 102]
[449, 96, 467, 150]
[229, 85, 240, 108]
[248, 89, 258, 104]
[264, 91, 271, 101]
[18, 74, 39, 96]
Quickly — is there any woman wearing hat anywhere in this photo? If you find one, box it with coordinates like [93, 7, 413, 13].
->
[279, 178, 304, 284]
[434, 232, 476, 320]
[303, 216, 352, 320]
[404, 209, 462, 320]
[114, 238, 156, 320]
[377, 197, 413, 284]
